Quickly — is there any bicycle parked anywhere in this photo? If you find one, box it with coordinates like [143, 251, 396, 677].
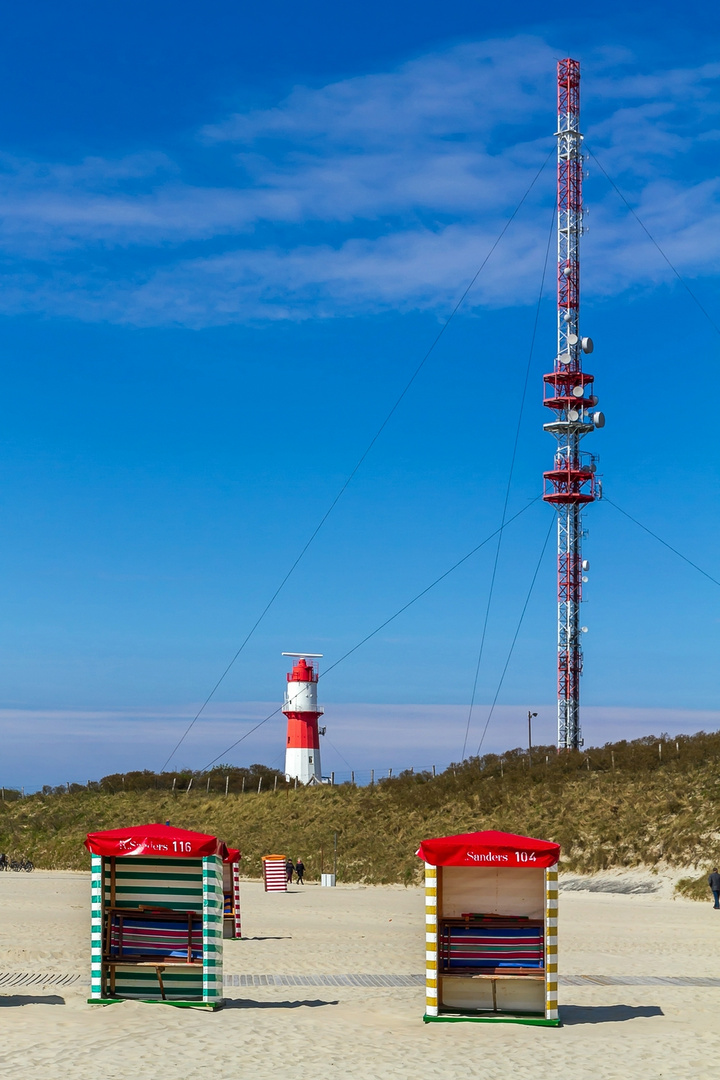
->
[0, 854, 33, 871]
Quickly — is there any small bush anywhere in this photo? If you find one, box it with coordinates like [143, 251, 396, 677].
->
[675, 871, 715, 902]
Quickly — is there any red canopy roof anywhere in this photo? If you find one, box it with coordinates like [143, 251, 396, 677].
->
[85, 822, 228, 860]
[224, 847, 241, 864]
[416, 829, 560, 868]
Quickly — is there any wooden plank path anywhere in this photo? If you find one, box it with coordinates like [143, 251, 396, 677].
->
[0, 972, 83, 988]
[1, 972, 720, 989]
[222, 974, 720, 988]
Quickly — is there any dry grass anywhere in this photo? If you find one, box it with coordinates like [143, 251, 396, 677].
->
[1, 731, 719, 889]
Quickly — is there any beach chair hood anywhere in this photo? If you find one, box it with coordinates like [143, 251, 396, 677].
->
[85, 822, 228, 860]
[416, 829, 560, 868]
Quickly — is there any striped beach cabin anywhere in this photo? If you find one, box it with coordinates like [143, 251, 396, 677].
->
[223, 847, 242, 939]
[262, 854, 288, 892]
[417, 829, 560, 1026]
[86, 823, 225, 1008]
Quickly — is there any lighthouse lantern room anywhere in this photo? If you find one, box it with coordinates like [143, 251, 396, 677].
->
[282, 652, 324, 785]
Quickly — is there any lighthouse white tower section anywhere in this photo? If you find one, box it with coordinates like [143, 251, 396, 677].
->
[282, 652, 324, 785]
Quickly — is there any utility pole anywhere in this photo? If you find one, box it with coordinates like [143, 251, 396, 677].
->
[543, 58, 604, 751]
[528, 711, 538, 763]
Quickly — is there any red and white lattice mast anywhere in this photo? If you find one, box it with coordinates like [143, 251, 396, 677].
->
[543, 59, 604, 751]
[282, 652, 324, 784]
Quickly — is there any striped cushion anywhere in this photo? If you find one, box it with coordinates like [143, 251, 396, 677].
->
[441, 925, 543, 968]
[109, 916, 203, 960]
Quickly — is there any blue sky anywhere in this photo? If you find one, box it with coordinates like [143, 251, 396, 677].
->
[1, 2, 719, 788]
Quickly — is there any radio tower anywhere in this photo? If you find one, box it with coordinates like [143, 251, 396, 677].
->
[543, 59, 604, 751]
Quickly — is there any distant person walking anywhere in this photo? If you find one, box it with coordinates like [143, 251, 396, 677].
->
[709, 868, 720, 909]
[295, 858, 305, 885]
[286, 858, 295, 885]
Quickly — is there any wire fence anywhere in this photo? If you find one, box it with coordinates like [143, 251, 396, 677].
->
[4, 763, 455, 797]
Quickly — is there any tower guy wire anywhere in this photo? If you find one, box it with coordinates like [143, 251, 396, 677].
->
[586, 147, 720, 341]
[461, 198, 556, 761]
[161, 148, 555, 771]
[604, 498, 720, 589]
[200, 497, 542, 771]
[475, 511, 555, 757]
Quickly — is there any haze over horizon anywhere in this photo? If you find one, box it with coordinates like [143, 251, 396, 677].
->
[0, 0, 718, 788]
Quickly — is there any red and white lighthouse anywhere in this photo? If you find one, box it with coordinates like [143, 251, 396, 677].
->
[282, 652, 324, 785]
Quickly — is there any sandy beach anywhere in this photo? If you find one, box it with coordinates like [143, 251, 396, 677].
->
[0, 870, 718, 1079]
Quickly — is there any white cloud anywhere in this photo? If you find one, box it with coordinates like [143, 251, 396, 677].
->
[0, 38, 718, 324]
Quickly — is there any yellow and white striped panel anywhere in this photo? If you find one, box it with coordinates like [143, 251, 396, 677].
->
[425, 862, 438, 1017]
[545, 863, 559, 1020]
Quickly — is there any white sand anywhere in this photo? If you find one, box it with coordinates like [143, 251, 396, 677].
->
[0, 870, 719, 1079]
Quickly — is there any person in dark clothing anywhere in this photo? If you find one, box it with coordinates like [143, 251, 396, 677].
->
[286, 858, 295, 885]
[295, 858, 305, 885]
[709, 868, 720, 908]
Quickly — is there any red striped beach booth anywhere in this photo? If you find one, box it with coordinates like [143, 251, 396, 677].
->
[417, 830, 560, 1026]
[86, 823, 226, 1008]
[223, 847, 242, 939]
[262, 854, 288, 892]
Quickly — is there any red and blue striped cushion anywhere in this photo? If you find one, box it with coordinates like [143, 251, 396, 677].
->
[109, 917, 202, 960]
[441, 925, 543, 968]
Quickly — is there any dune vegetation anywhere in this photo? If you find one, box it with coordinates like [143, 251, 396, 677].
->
[1, 731, 719, 894]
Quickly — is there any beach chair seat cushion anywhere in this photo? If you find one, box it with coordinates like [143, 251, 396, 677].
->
[109, 915, 203, 960]
[440, 924, 544, 969]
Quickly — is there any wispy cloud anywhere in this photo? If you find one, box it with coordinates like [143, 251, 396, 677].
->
[1, 38, 719, 325]
[2, 702, 718, 790]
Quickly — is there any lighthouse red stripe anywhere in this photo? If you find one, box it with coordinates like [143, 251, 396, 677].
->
[286, 713, 320, 749]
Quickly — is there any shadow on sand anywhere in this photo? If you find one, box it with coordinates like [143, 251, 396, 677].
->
[223, 997, 339, 1010]
[0, 994, 66, 1006]
[240, 936, 292, 941]
[561, 1004, 663, 1025]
